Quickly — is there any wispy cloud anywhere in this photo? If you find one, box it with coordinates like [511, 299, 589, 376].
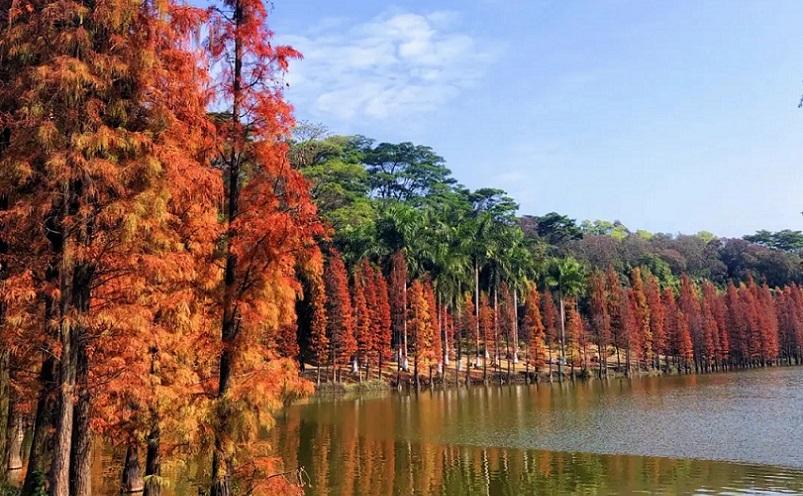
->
[281, 11, 498, 122]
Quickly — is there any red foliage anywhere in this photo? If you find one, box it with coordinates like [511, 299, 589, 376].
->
[630, 268, 651, 364]
[589, 272, 611, 357]
[370, 265, 392, 366]
[541, 291, 559, 349]
[307, 273, 329, 368]
[479, 292, 495, 361]
[408, 280, 436, 376]
[353, 262, 373, 372]
[389, 251, 408, 358]
[325, 251, 356, 370]
[644, 274, 666, 360]
[566, 298, 585, 368]
[524, 286, 547, 369]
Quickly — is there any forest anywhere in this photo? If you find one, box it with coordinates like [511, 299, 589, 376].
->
[1, 1, 803, 495]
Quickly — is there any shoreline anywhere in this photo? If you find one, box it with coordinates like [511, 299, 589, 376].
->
[302, 357, 801, 401]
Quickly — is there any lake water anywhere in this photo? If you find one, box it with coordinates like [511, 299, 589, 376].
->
[272, 367, 803, 495]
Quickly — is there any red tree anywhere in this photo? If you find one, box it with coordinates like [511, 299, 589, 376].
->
[542, 291, 559, 377]
[325, 251, 356, 380]
[678, 274, 701, 367]
[390, 251, 409, 369]
[369, 264, 392, 378]
[308, 272, 329, 385]
[353, 263, 372, 379]
[701, 281, 722, 368]
[524, 286, 546, 375]
[645, 274, 666, 369]
[630, 268, 652, 367]
[423, 280, 443, 375]
[408, 280, 435, 387]
[589, 272, 611, 376]
[565, 298, 586, 374]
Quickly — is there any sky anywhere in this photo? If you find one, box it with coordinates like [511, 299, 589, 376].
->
[269, 0, 803, 238]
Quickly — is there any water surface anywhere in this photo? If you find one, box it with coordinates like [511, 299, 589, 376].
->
[273, 367, 803, 495]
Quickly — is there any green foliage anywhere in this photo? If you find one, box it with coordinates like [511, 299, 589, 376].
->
[293, 126, 802, 294]
[744, 229, 803, 252]
[0, 485, 20, 496]
[545, 257, 587, 298]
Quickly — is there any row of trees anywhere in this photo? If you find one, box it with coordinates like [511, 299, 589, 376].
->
[286, 128, 803, 390]
[0, 0, 319, 495]
[304, 250, 803, 387]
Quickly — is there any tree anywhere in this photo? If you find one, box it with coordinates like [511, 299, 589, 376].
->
[542, 292, 559, 379]
[521, 213, 583, 247]
[630, 268, 652, 369]
[645, 274, 667, 370]
[408, 280, 435, 388]
[676, 310, 694, 372]
[206, 0, 323, 492]
[478, 292, 494, 383]
[353, 262, 373, 380]
[370, 265, 392, 378]
[606, 268, 626, 371]
[423, 280, 443, 378]
[461, 293, 478, 383]
[365, 142, 454, 203]
[524, 286, 547, 378]
[390, 250, 409, 371]
[307, 272, 329, 385]
[622, 289, 642, 373]
[744, 229, 803, 252]
[701, 281, 723, 369]
[0, 2, 224, 493]
[565, 299, 585, 376]
[325, 251, 357, 381]
[678, 275, 701, 369]
[545, 257, 586, 378]
[588, 272, 611, 377]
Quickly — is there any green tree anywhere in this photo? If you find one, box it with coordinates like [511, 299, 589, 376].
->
[545, 257, 587, 378]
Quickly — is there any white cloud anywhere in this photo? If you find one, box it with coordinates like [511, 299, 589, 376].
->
[280, 11, 497, 122]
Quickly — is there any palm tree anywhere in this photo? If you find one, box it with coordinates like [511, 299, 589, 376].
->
[502, 239, 535, 367]
[545, 257, 586, 380]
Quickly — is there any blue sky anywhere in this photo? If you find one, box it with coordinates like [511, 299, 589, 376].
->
[270, 1, 803, 238]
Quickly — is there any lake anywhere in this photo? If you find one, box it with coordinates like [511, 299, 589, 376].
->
[272, 367, 803, 495]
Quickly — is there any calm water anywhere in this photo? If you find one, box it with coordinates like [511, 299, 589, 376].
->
[272, 367, 803, 495]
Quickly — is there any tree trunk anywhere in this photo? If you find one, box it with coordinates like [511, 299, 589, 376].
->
[401, 277, 409, 372]
[598, 344, 604, 378]
[144, 419, 161, 496]
[22, 354, 57, 496]
[50, 320, 76, 496]
[474, 263, 481, 368]
[5, 405, 23, 471]
[24, 208, 62, 496]
[121, 444, 144, 493]
[512, 288, 519, 365]
[558, 295, 565, 382]
[493, 284, 501, 385]
[70, 328, 92, 496]
[440, 294, 449, 367]
[0, 350, 8, 483]
[211, 1, 245, 494]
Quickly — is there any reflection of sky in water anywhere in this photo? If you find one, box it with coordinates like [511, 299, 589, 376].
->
[389, 368, 803, 469]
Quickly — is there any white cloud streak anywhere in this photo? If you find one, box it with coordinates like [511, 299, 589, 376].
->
[281, 11, 497, 122]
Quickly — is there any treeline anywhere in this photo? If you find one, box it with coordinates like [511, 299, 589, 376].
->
[287, 127, 803, 386]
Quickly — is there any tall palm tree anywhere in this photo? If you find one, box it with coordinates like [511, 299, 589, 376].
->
[545, 257, 586, 379]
